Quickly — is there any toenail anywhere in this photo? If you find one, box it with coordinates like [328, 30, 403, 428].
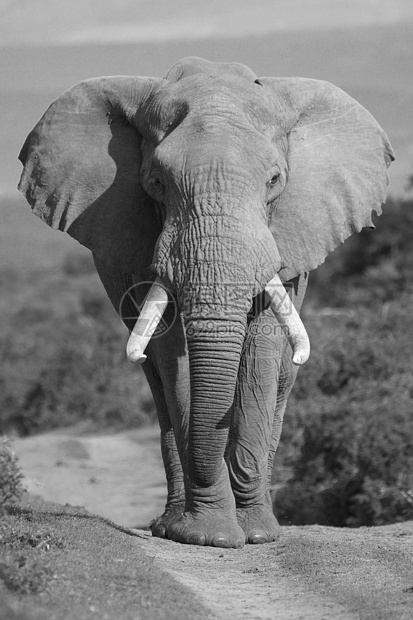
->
[248, 529, 267, 544]
[187, 531, 206, 546]
[155, 525, 166, 538]
[211, 534, 230, 548]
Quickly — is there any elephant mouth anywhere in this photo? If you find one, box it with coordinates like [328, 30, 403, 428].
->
[126, 273, 310, 365]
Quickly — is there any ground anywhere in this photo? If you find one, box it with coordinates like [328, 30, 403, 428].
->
[2, 427, 413, 619]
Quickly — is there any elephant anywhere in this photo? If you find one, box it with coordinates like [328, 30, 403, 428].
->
[18, 57, 394, 549]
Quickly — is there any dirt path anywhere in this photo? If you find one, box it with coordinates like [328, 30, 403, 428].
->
[13, 426, 165, 528]
[11, 428, 413, 620]
[149, 537, 357, 619]
[146, 521, 413, 620]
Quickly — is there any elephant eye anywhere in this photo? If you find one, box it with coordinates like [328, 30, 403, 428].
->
[149, 175, 165, 197]
[269, 173, 280, 187]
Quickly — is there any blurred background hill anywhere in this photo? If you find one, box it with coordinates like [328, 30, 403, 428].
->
[1, 0, 412, 45]
[0, 0, 412, 527]
[0, 0, 412, 196]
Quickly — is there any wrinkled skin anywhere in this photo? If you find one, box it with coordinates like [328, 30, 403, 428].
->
[18, 57, 394, 548]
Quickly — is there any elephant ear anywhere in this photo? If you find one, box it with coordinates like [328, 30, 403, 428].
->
[259, 78, 395, 281]
[18, 76, 162, 274]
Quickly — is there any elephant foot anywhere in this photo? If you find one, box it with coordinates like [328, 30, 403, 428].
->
[150, 503, 185, 539]
[167, 466, 245, 548]
[167, 510, 245, 548]
[236, 504, 281, 544]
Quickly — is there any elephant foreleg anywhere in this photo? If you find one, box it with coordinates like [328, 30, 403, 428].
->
[228, 276, 307, 544]
[228, 305, 283, 543]
[144, 315, 191, 537]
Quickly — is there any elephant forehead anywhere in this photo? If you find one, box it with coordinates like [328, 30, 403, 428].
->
[149, 75, 273, 132]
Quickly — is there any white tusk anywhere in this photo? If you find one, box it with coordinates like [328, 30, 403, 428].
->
[126, 277, 169, 364]
[265, 274, 310, 365]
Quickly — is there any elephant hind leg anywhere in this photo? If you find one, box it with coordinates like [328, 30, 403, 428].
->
[267, 357, 298, 484]
[267, 275, 308, 494]
[142, 357, 185, 537]
[92, 256, 187, 536]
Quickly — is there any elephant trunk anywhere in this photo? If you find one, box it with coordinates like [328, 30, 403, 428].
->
[185, 315, 246, 486]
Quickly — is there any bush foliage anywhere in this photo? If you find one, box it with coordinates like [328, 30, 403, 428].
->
[0, 513, 62, 596]
[275, 197, 413, 526]
[0, 437, 23, 512]
[0, 256, 155, 436]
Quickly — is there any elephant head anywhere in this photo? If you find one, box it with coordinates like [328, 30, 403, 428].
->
[18, 57, 393, 489]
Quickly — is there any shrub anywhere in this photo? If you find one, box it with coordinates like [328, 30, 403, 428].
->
[0, 552, 53, 595]
[0, 437, 23, 513]
[308, 197, 413, 307]
[276, 377, 413, 526]
[61, 251, 96, 276]
[0, 272, 155, 436]
[274, 196, 413, 527]
[0, 514, 64, 596]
